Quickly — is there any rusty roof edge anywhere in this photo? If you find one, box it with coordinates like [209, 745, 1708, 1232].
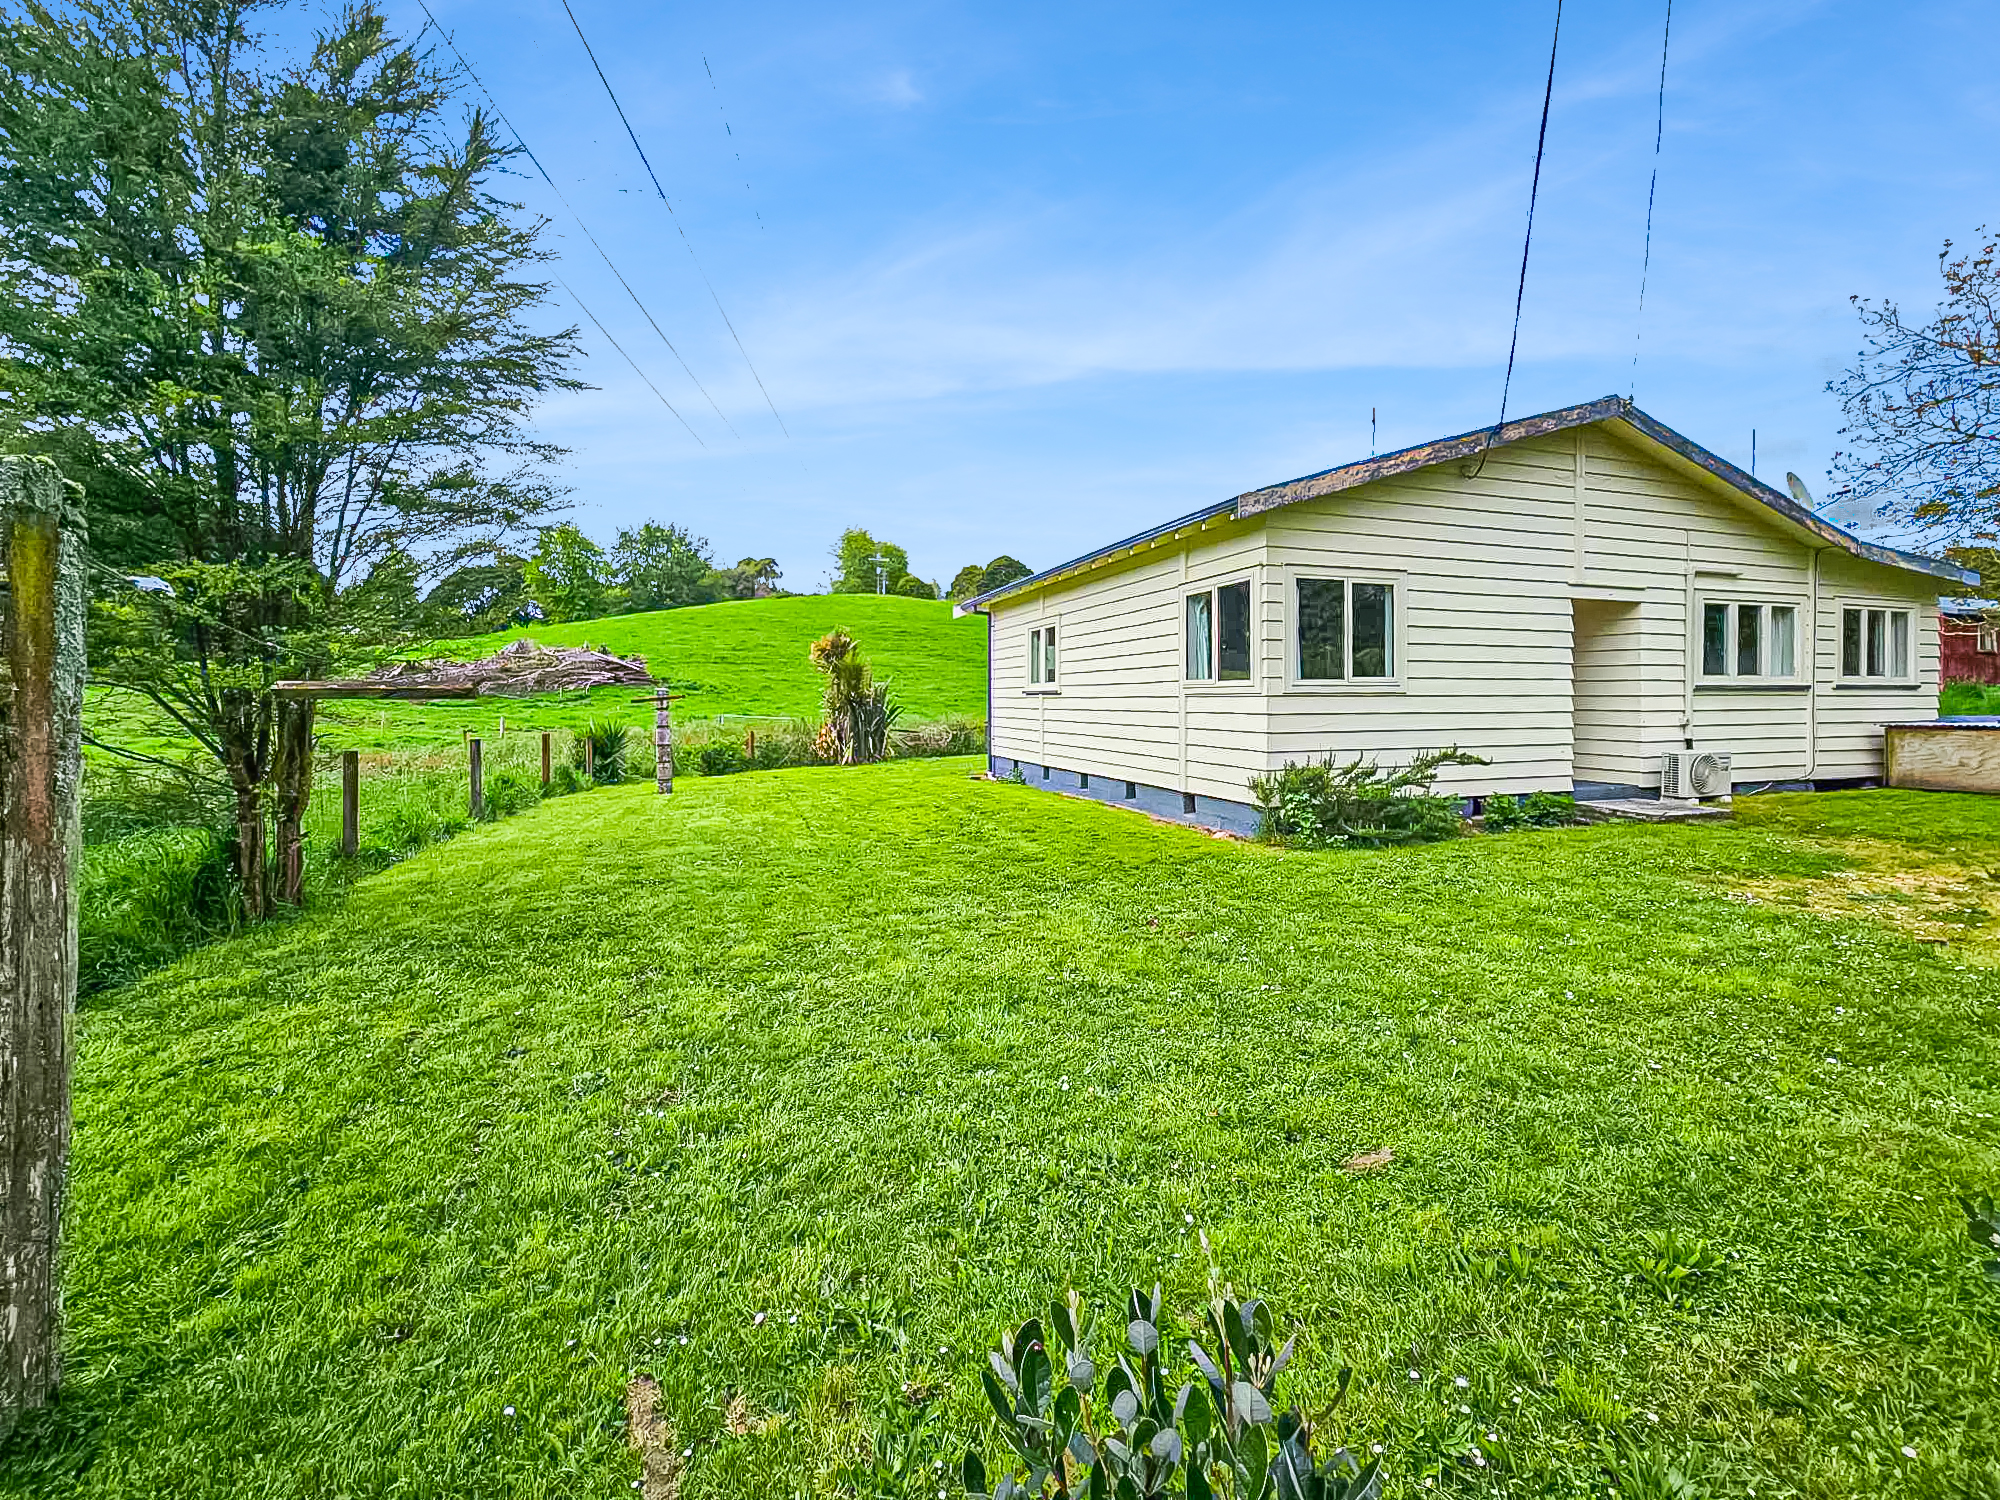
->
[959, 395, 1975, 615]
[1609, 405, 1976, 585]
[1236, 393, 1975, 587]
[954, 496, 1239, 613]
[1232, 396, 1628, 517]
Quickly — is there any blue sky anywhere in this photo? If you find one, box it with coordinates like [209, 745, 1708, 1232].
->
[390, 0, 1996, 590]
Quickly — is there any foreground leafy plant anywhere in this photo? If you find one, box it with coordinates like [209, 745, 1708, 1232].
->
[1628, 1231, 1724, 1304]
[965, 1282, 1380, 1499]
[1250, 748, 1484, 849]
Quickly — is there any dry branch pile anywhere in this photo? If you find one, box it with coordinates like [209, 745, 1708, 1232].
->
[279, 638, 655, 699]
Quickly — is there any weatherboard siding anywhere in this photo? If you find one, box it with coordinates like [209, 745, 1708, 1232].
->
[984, 421, 1943, 809]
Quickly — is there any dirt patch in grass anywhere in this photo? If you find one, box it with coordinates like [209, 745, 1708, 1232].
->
[1731, 834, 2000, 955]
[625, 1376, 680, 1500]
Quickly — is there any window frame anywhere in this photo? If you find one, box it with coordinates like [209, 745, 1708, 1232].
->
[1835, 600, 1919, 685]
[1280, 565, 1406, 693]
[1692, 594, 1805, 686]
[1182, 573, 1259, 691]
[1023, 617, 1060, 694]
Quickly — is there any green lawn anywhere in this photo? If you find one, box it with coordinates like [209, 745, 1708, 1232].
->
[9, 766, 1999, 1497]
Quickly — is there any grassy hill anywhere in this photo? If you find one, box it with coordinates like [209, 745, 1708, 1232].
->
[90, 593, 987, 757]
[17, 767, 2000, 1495]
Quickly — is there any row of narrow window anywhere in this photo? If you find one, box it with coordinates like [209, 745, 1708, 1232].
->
[1034, 593, 1915, 685]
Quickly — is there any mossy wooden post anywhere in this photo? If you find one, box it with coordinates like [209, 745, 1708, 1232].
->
[340, 751, 359, 858]
[583, 735, 594, 781]
[0, 457, 85, 1440]
[469, 737, 484, 819]
[540, 732, 551, 788]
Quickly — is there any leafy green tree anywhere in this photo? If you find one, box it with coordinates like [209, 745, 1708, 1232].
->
[423, 553, 534, 634]
[980, 555, 1033, 593]
[1832, 229, 2000, 553]
[0, 0, 578, 911]
[525, 524, 613, 622]
[611, 522, 715, 611]
[344, 544, 423, 634]
[893, 573, 938, 599]
[947, 564, 987, 599]
[831, 527, 910, 593]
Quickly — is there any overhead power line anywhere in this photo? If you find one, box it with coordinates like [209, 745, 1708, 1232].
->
[1475, 0, 1565, 477]
[704, 55, 764, 230]
[1631, 0, 1673, 398]
[559, 0, 794, 441]
[554, 275, 706, 445]
[412, 0, 734, 439]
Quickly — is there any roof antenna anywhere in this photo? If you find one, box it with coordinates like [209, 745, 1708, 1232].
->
[1751, 428, 1756, 478]
[1469, 0, 1565, 480]
[1371, 407, 1377, 457]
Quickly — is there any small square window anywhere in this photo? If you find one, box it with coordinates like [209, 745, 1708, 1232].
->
[1028, 624, 1057, 687]
[1185, 581, 1253, 683]
[1841, 605, 1915, 681]
[1297, 578, 1394, 680]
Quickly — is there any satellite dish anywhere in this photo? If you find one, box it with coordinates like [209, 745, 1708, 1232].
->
[1785, 472, 1816, 508]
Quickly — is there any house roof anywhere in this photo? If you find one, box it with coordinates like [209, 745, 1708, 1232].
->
[957, 395, 1977, 612]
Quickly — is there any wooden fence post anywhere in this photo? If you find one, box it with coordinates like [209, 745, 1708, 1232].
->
[654, 689, 673, 795]
[469, 736, 484, 819]
[583, 735, 594, 781]
[341, 750, 359, 858]
[0, 457, 85, 1440]
[746, 729, 755, 762]
[541, 731, 551, 788]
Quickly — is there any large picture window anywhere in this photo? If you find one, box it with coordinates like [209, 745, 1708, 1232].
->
[1699, 600, 1797, 679]
[1295, 577, 1394, 680]
[1841, 605, 1912, 680]
[1186, 580, 1252, 682]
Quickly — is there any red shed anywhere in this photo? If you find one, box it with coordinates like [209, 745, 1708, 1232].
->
[1942, 603, 2000, 686]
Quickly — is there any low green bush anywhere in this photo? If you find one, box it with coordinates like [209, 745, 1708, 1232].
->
[965, 1283, 1381, 1499]
[1482, 793, 1526, 832]
[697, 741, 748, 776]
[571, 721, 630, 784]
[546, 761, 584, 796]
[1250, 748, 1482, 849]
[79, 826, 240, 991]
[483, 769, 541, 817]
[1523, 790, 1579, 827]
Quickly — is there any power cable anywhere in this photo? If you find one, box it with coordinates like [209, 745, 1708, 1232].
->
[412, 0, 735, 439]
[558, 0, 794, 441]
[1630, 0, 1673, 399]
[554, 275, 707, 445]
[1474, 0, 1564, 477]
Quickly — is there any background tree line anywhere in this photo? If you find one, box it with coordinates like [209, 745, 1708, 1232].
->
[830, 525, 1029, 600]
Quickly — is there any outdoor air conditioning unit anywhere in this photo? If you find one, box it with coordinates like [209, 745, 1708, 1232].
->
[1661, 748, 1732, 802]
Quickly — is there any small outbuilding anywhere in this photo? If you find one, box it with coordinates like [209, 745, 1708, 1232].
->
[956, 396, 1976, 833]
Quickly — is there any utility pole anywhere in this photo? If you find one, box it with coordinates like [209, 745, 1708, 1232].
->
[869, 551, 887, 595]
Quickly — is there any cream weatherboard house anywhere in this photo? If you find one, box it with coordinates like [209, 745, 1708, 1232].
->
[958, 397, 1975, 834]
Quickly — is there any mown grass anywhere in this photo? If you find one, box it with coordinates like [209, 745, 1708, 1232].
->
[9, 765, 1999, 1497]
[1941, 680, 2000, 717]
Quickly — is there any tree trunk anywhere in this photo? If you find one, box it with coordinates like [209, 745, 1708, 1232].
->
[0, 458, 85, 1441]
[270, 696, 313, 907]
[230, 778, 266, 922]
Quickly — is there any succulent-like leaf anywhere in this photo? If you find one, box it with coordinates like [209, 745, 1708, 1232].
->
[1050, 1299, 1077, 1353]
[1069, 1429, 1098, 1472]
[1127, 1320, 1159, 1357]
[1340, 1457, 1383, 1500]
[1222, 1301, 1252, 1373]
[1234, 1380, 1273, 1427]
[962, 1450, 988, 1498]
[983, 1367, 1018, 1429]
[1246, 1300, 1275, 1348]
[1189, 1340, 1224, 1392]
[1269, 1333, 1296, 1378]
[1240, 1422, 1270, 1500]
[990, 1350, 1020, 1395]
[1187, 1460, 1215, 1500]
[1022, 1342, 1053, 1416]
[1055, 1383, 1083, 1450]
[1068, 1350, 1097, 1394]
[1088, 1460, 1110, 1500]
[1151, 1427, 1184, 1466]
[1115, 1473, 1141, 1500]
[1111, 1388, 1141, 1429]
[1016, 1319, 1046, 1367]
[1105, 1363, 1135, 1409]
[994, 1475, 1020, 1500]
[1180, 1383, 1212, 1446]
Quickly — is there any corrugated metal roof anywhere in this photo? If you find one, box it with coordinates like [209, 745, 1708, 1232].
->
[957, 395, 1976, 613]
